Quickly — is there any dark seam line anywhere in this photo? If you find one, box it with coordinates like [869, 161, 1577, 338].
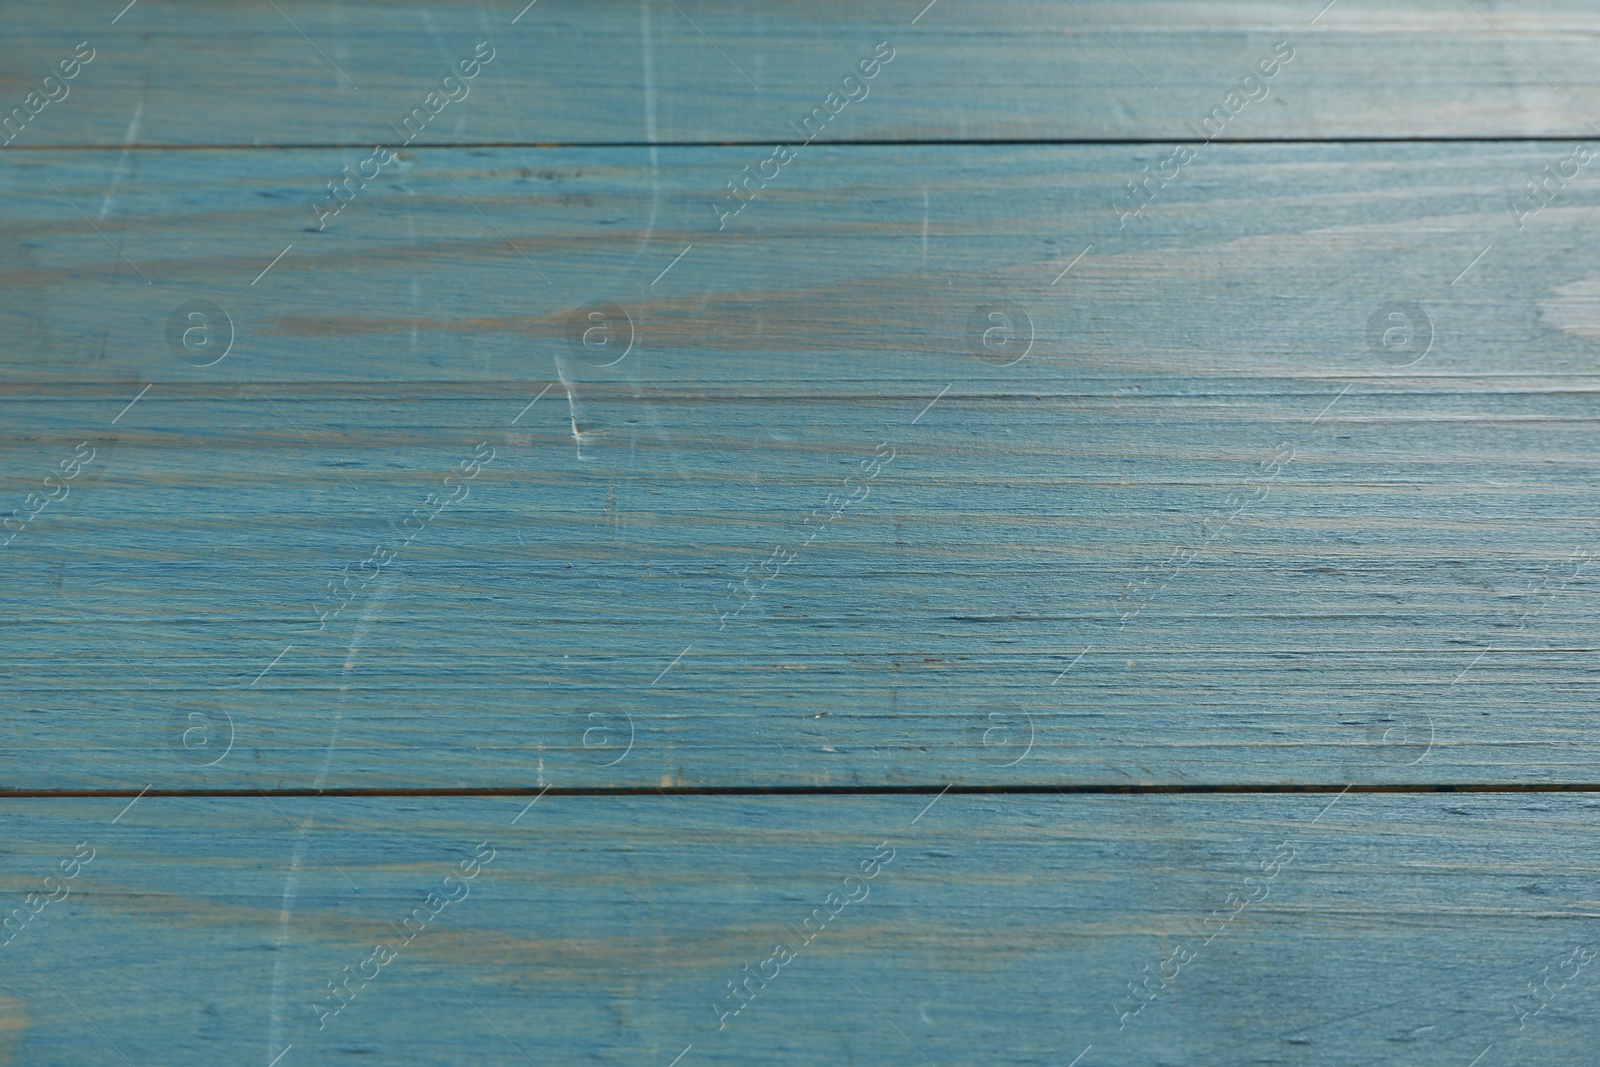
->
[4, 784, 1600, 799]
[2, 136, 1596, 151]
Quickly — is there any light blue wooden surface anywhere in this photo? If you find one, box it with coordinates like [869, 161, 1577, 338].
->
[7, 1, 1600, 1063]
[5, 1, 1600, 145]
[5, 143, 1600, 787]
[0, 794, 1597, 1065]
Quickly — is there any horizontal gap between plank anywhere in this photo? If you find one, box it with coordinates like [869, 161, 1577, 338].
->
[5, 784, 1600, 799]
[1, 136, 1594, 152]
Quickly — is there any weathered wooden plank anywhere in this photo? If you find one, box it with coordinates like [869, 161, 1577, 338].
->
[4, 1, 1600, 147]
[5, 142, 1600, 788]
[10, 8, 1586, 1067]
[0, 793, 1597, 1065]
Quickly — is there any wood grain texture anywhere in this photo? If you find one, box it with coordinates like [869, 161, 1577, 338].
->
[0, 794, 1597, 1065]
[5, 1, 1600, 147]
[11, 3, 1598, 1066]
[6, 142, 1600, 788]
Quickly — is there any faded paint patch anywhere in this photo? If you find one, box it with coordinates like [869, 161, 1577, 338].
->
[1540, 277, 1600, 337]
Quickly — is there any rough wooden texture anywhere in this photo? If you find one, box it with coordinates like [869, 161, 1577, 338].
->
[8, 2, 1600, 1063]
[0, 794, 1596, 1065]
[5, 1, 1600, 146]
[5, 142, 1600, 787]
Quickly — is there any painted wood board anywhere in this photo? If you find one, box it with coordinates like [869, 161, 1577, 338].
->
[6, 1, 1600, 147]
[5, 142, 1600, 788]
[7, 5, 1593, 1067]
[0, 793, 1597, 1064]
